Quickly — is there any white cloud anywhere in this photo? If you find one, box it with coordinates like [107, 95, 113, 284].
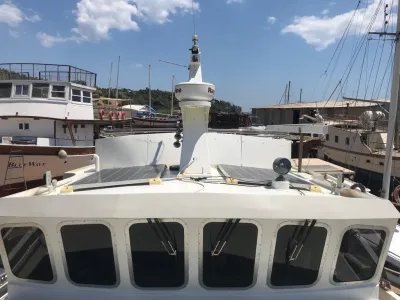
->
[25, 14, 41, 23]
[8, 29, 20, 38]
[0, 3, 24, 26]
[227, 0, 243, 4]
[36, 32, 82, 48]
[321, 9, 329, 15]
[134, 63, 143, 68]
[282, 0, 397, 50]
[38, 0, 199, 47]
[0, 2, 41, 28]
[329, 2, 336, 6]
[267, 16, 277, 24]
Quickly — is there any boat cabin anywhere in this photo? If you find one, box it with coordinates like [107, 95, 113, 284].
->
[0, 63, 96, 147]
[0, 185, 397, 299]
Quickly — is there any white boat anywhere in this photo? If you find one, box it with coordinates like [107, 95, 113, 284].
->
[0, 34, 399, 300]
[0, 63, 98, 196]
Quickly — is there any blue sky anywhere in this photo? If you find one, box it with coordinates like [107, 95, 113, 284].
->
[0, 0, 397, 111]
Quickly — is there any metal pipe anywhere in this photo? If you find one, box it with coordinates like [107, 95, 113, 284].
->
[92, 154, 100, 172]
[298, 130, 304, 172]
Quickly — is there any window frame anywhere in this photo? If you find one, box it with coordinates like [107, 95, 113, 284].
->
[199, 218, 261, 290]
[18, 123, 30, 131]
[57, 220, 120, 288]
[0, 83, 13, 98]
[0, 222, 57, 284]
[71, 89, 82, 103]
[82, 90, 92, 104]
[329, 224, 389, 286]
[266, 220, 331, 289]
[50, 85, 67, 100]
[125, 218, 188, 290]
[31, 83, 50, 99]
[13, 84, 30, 98]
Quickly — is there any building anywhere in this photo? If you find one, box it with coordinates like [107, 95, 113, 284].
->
[251, 98, 390, 125]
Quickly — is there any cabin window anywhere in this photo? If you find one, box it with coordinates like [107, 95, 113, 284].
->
[14, 84, 29, 96]
[129, 220, 185, 288]
[62, 124, 67, 134]
[270, 222, 327, 287]
[61, 224, 117, 286]
[0, 83, 12, 98]
[81, 124, 85, 128]
[345, 137, 350, 145]
[18, 123, 29, 130]
[51, 85, 65, 99]
[0, 226, 54, 282]
[326, 134, 329, 141]
[333, 228, 386, 283]
[82, 91, 91, 103]
[335, 136, 339, 143]
[72, 89, 81, 102]
[202, 221, 258, 288]
[73, 124, 78, 134]
[32, 83, 49, 98]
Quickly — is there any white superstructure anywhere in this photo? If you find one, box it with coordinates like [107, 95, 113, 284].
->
[0, 63, 97, 195]
[0, 36, 399, 300]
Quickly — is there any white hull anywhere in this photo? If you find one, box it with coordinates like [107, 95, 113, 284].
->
[318, 126, 400, 177]
[319, 146, 400, 177]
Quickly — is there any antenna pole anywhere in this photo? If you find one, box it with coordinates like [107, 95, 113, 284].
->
[115, 56, 120, 99]
[381, 3, 400, 199]
[171, 75, 175, 116]
[148, 64, 152, 113]
[108, 62, 113, 98]
[287, 81, 291, 104]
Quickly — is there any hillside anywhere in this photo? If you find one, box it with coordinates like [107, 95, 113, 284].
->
[94, 87, 242, 114]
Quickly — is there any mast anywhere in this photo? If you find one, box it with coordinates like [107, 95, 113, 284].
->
[287, 81, 291, 104]
[108, 62, 113, 98]
[381, 3, 400, 199]
[148, 64, 152, 114]
[171, 75, 175, 116]
[115, 56, 120, 99]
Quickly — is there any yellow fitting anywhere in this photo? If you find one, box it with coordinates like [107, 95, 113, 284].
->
[309, 185, 322, 193]
[149, 178, 162, 185]
[60, 186, 74, 193]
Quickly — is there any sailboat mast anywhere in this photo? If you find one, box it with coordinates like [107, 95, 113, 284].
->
[171, 75, 175, 116]
[148, 64, 152, 113]
[115, 56, 120, 99]
[381, 3, 400, 199]
[108, 62, 113, 98]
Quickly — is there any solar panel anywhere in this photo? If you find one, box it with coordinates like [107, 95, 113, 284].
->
[217, 164, 310, 185]
[72, 164, 167, 190]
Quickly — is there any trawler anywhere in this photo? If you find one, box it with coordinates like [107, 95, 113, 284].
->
[0, 35, 399, 300]
[0, 63, 98, 196]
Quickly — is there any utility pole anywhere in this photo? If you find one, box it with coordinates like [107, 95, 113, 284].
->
[300, 88, 302, 103]
[287, 81, 291, 104]
[108, 62, 113, 98]
[171, 75, 175, 116]
[115, 56, 120, 99]
[148, 64, 152, 113]
[379, 2, 400, 199]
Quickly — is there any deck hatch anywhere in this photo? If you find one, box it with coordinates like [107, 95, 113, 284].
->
[217, 164, 310, 185]
[72, 164, 167, 190]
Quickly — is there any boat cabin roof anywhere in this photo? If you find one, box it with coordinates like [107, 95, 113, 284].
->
[0, 63, 96, 88]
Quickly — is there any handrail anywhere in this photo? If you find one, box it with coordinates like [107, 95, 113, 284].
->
[0, 63, 96, 87]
